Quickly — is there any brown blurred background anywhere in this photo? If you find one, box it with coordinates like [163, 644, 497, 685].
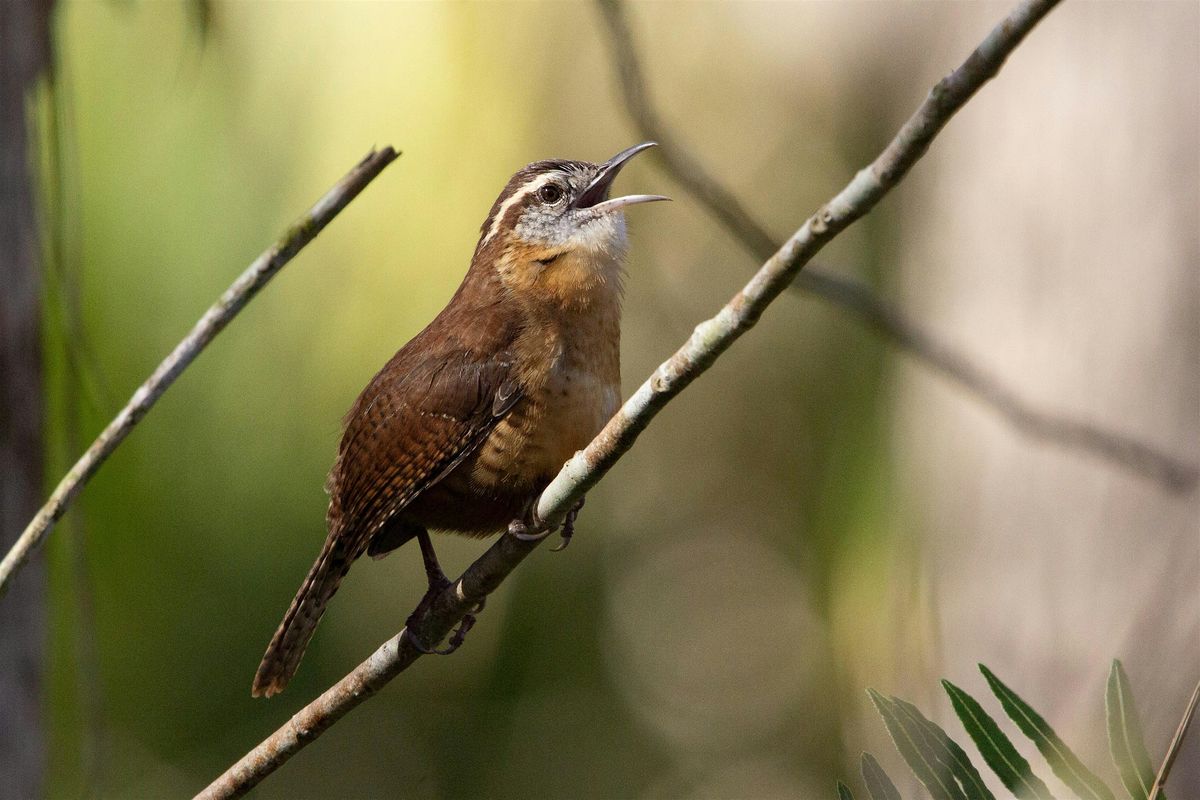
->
[4, 1, 1196, 797]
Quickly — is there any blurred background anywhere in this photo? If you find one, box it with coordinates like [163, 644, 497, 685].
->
[1, 1, 1196, 798]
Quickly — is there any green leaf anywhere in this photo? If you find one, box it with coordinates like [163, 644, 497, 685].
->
[861, 752, 903, 800]
[839, 780, 857, 800]
[982, 664, 1115, 800]
[1106, 660, 1161, 800]
[868, 689, 968, 800]
[891, 696, 997, 800]
[942, 679, 1055, 800]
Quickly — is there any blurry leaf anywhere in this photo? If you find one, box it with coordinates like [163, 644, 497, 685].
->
[1106, 660, 1161, 800]
[943, 678, 1055, 800]
[868, 689, 968, 800]
[861, 752, 904, 800]
[839, 780, 857, 800]
[981, 665, 1115, 800]
[892, 696, 996, 800]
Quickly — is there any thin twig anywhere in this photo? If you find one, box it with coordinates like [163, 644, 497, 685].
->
[596, 0, 1197, 493]
[196, 2, 1061, 795]
[1149, 677, 1200, 800]
[0, 147, 400, 600]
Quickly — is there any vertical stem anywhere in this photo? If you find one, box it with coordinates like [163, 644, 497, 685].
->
[0, 1, 55, 796]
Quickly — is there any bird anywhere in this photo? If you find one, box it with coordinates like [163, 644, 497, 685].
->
[252, 142, 668, 697]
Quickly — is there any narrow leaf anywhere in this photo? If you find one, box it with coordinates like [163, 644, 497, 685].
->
[982, 664, 1115, 800]
[943, 678, 1056, 800]
[869, 689, 968, 800]
[1106, 660, 1161, 800]
[861, 752, 904, 800]
[891, 696, 996, 800]
[839, 780, 857, 800]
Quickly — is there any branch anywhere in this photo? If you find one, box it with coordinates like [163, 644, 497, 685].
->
[0, 147, 400, 600]
[196, 1, 1062, 795]
[195, 533, 540, 800]
[596, 0, 1198, 493]
[1149, 676, 1200, 800]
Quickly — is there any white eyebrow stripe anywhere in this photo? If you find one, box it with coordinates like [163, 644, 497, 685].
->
[480, 173, 556, 247]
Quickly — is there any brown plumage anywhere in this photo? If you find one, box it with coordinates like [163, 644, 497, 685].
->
[252, 144, 666, 697]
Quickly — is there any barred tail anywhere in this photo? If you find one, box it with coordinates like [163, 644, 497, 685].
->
[252, 532, 356, 698]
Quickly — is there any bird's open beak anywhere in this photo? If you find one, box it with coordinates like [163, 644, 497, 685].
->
[572, 141, 670, 214]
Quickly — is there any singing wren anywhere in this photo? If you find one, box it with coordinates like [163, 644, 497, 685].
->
[252, 143, 667, 697]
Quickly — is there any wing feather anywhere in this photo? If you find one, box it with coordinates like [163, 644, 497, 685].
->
[328, 352, 515, 559]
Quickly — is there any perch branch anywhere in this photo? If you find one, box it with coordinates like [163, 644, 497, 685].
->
[196, 1, 1061, 796]
[0, 147, 400, 600]
[194, 532, 541, 800]
[596, 0, 1197, 492]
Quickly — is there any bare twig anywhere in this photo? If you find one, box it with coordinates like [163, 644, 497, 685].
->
[0, 147, 400, 600]
[1149, 677, 1200, 800]
[596, 0, 1197, 493]
[196, 2, 1061, 795]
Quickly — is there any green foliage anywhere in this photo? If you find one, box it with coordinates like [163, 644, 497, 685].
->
[894, 695, 996, 800]
[867, 689, 992, 800]
[841, 660, 1171, 800]
[981, 665, 1114, 800]
[861, 752, 903, 800]
[941, 679, 1053, 800]
[1106, 661, 1162, 800]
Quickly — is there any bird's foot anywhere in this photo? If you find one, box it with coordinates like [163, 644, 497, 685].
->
[550, 498, 585, 552]
[507, 498, 551, 541]
[405, 595, 485, 656]
[403, 529, 482, 655]
[506, 497, 585, 552]
[507, 516, 551, 542]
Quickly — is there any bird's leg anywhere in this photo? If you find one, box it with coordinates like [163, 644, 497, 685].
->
[415, 527, 451, 592]
[404, 529, 481, 656]
[550, 497, 585, 553]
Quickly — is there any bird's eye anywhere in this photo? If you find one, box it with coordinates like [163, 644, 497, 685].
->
[538, 183, 564, 205]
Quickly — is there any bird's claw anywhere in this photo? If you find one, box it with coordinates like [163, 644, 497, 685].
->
[405, 596, 486, 656]
[507, 517, 552, 542]
[550, 498, 585, 552]
[404, 527, 485, 655]
[508, 497, 585, 551]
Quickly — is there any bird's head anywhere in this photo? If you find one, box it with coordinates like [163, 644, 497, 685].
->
[473, 142, 668, 311]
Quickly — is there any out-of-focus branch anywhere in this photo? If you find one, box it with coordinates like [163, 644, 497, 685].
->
[196, 2, 1061, 795]
[0, 147, 400, 600]
[1149, 677, 1200, 800]
[596, 0, 1197, 493]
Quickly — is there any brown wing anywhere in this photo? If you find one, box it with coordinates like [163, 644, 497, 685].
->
[252, 343, 517, 697]
[253, 254, 520, 698]
[328, 351, 518, 551]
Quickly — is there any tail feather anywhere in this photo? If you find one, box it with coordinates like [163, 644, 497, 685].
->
[252, 532, 356, 698]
